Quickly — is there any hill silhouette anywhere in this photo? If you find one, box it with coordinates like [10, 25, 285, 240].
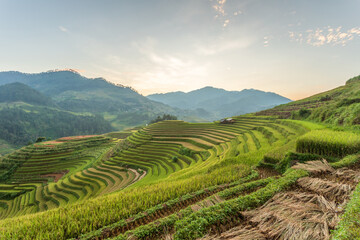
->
[147, 86, 291, 120]
[0, 71, 206, 128]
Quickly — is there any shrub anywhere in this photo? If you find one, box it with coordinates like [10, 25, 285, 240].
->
[337, 98, 360, 107]
[345, 75, 360, 85]
[291, 108, 311, 119]
[179, 147, 194, 157]
[319, 95, 331, 101]
[299, 108, 311, 118]
[149, 114, 177, 124]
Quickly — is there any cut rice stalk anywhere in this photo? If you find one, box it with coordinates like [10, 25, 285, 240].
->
[297, 177, 352, 203]
[292, 159, 334, 174]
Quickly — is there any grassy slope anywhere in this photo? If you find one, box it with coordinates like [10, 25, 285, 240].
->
[256, 75, 360, 127]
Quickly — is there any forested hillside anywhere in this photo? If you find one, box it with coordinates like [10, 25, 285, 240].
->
[0, 82, 54, 106]
[0, 107, 113, 146]
[0, 82, 113, 152]
[0, 71, 204, 129]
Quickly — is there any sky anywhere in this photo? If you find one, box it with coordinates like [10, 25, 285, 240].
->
[0, 0, 359, 100]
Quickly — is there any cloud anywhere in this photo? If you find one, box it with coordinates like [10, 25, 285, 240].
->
[196, 38, 253, 56]
[223, 19, 230, 27]
[119, 38, 210, 93]
[289, 26, 360, 46]
[233, 10, 242, 16]
[59, 26, 69, 33]
[211, 0, 235, 28]
[212, 0, 227, 17]
[263, 36, 271, 47]
[210, 0, 242, 28]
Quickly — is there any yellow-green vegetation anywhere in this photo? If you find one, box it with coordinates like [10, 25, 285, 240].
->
[332, 182, 360, 239]
[296, 130, 360, 157]
[330, 154, 360, 239]
[0, 116, 312, 239]
[174, 169, 308, 240]
[257, 75, 360, 127]
[0, 134, 141, 219]
[1, 110, 360, 239]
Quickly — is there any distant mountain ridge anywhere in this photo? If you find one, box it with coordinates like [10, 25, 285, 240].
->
[147, 86, 292, 120]
[0, 71, 207, 130]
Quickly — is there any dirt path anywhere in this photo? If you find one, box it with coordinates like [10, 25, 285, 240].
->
[127, 168, 147, 185]
[204, 160, 360, 240]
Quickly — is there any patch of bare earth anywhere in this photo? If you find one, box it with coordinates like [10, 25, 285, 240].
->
[58, 135, 99, 141]
[203, 160, 360, 240]
[256, 166, 280, 179]
[41, 170, 69, 182]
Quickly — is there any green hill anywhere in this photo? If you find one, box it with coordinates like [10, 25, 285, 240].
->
[0, 71, 205, 129]
[0, 82, 54, 106]
[256, 75, 360, 127]
[1, 75, 360, 239]
[0, 82, 113, 149]
[0, 106, 113, 146]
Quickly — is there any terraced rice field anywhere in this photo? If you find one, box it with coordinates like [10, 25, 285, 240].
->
[0, 116, 318, 239]
[2, 116, 356, 240]
[75, 159, 360, 240]
[0, 134, 141, 219]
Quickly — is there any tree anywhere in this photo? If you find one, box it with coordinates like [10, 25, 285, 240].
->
[149, 114, 177, 124]
[35, 137, 46, 143]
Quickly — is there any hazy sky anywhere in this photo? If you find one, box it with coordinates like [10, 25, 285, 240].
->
[0, 0, 359, 100]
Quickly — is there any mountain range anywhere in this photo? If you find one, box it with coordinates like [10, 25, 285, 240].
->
[0, 71, 206, 128]
[147, 86, 292, 120]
